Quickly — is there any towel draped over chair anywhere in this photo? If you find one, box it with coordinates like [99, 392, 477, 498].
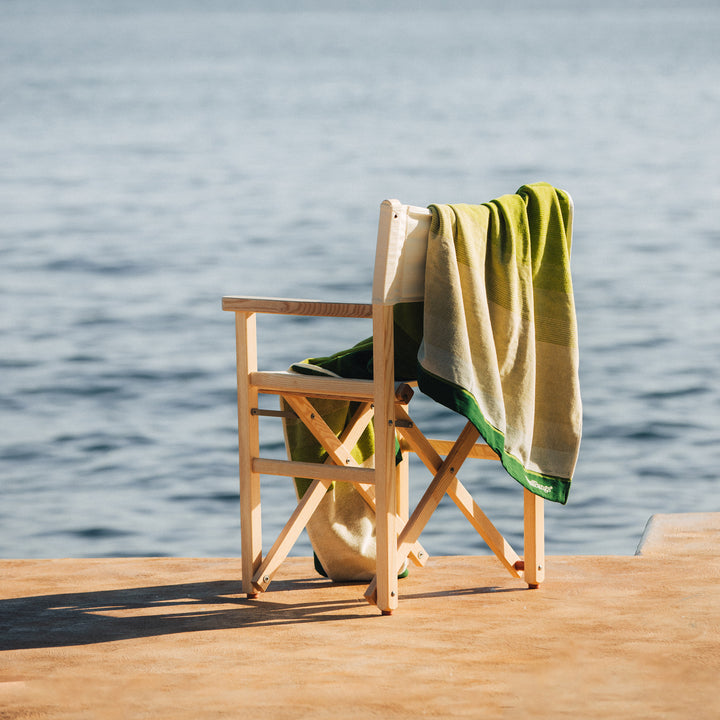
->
[284, 182, 581, 581]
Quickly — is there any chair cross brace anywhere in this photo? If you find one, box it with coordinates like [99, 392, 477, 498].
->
[248, 392, 430, 594]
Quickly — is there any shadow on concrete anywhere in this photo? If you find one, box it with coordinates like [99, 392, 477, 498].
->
[0, 577, 362, 650]
[0, 576, 527, 651]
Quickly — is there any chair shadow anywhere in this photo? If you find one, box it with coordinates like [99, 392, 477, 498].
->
[402, 585, 527, 602]
[0, 576, 530, 651]
[0, 577, 367, 651]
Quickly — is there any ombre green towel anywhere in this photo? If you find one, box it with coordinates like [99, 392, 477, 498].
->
[418, 183, 581, 504]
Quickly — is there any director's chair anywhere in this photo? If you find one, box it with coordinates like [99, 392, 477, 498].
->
[222, 199, 550, 614]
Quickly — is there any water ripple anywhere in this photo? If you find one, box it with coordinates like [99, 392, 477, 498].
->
[2, 1, 719, 560]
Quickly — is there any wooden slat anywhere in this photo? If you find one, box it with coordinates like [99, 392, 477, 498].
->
[283, 395, 358, 467]
[338, 408, 428, 568]
[394, 406, 445, 472]
[395, 451, 409, 529]
[373, 303, 398, 614]
[446, 476, 521, 577]
[393, 451, 427, 567]
[405, 437, 500, 461]
[222, 296, 372, 318]
[252, 457, 375, 484]
[365, 421, 481, 605]
[329, 400, 378, 523]
[235, 312, 263, 597]
[249, 402, 380, 594]
[394, 405, 521, 578]
[282, 395, 428, 568]
[251, 478, 331, 592]
[395, 422, 480, 560]
[251, 371, 375, 401]
[251, 372, 411, 404]
[334, 401, 375, 451]
[523, 489, 545, 588]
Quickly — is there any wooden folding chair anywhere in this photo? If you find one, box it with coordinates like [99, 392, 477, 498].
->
[222, 198, 555, 615]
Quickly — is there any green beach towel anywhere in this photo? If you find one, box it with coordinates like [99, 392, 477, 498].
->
[284, 183, 581, 579]
[419, 182, 581, 504]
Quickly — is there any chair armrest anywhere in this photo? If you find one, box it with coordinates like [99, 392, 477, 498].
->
[222, 295, 373, 318]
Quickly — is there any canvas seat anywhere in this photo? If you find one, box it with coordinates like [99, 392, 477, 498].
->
[222, 192, 576, 615]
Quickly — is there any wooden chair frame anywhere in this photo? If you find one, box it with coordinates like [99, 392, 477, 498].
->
[222, 199, 546, 615]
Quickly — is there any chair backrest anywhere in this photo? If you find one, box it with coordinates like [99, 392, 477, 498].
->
[372, 199, 432, 306]
[371, 193, 574, 307]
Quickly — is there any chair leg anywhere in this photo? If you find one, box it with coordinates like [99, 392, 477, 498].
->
[395, 450, 409, 522]
[373, 304, 398, 615]
[375, 461, 398, 614]
[523, 489, 545, 588]
[236, 312, 262, 597]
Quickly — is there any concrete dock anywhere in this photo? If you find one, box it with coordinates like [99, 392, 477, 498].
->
[1, 512, 719, 719]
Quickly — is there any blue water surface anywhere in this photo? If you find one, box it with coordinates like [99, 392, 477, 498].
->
[1, 0, 719, 559]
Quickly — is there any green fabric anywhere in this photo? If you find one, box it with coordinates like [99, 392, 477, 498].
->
[286, 182, 581, 508]
[419, 183, 581, 503]
[283, 302, 423, 497]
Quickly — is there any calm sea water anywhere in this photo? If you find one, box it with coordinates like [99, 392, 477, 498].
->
[1, 0, 719, 561]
